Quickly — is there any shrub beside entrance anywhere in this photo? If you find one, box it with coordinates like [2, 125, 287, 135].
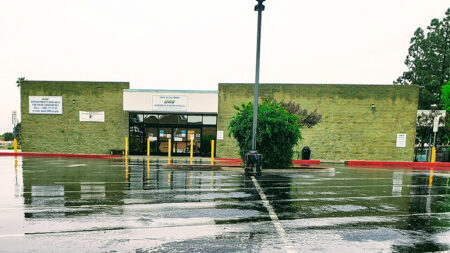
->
[228, 99, 302, 169]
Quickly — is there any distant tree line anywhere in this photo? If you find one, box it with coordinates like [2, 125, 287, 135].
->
[396, 8, 450, 148]
[395, 8, 449, 110]
[1, 123, 21, 142]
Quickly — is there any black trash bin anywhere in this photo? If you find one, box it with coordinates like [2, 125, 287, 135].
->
[301, 146, 311, 160]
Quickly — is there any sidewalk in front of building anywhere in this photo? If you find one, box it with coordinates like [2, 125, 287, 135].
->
[1, 152, 449, 171]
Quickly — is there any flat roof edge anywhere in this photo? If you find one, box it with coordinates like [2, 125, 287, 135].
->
[22, 80, 129, 84]
[218, 83, 419, 86]
[124, 89, 217, 93]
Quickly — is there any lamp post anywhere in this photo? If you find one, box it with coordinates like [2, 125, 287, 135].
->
[245, 0, 265, 174]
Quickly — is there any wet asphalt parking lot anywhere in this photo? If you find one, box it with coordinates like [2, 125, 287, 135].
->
[0, 156, 449, 252]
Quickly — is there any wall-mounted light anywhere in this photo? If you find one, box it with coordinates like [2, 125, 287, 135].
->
[371, 104, 376, 110]
[430, 104, 438, 112]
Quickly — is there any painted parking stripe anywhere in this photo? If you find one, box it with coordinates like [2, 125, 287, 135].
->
[0, 234, 24, 238]
[251, 176, 296, 253]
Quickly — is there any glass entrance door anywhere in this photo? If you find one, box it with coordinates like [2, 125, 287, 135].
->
[187, 128, 201, 156]
[129, 113, 217, 156]
[173, 128, 187, 155]
[158, 127, 172, 154]
[145, 127, 158, 154]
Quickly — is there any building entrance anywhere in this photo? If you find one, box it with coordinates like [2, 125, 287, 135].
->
[129, 113, 216, 157]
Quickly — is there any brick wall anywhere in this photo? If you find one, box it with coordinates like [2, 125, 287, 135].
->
[216, 84, 419, 162]
[21, 81, 129, 154]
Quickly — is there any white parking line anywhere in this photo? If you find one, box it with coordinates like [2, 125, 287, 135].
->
[0, 234, 24, 238]
[251, 176, 296, 253]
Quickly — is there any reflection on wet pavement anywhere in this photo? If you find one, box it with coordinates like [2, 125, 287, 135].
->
[0, 156, 448, 252]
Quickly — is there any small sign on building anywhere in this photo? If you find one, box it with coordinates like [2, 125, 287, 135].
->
[396, 133, 407, 148]
[29, 96, 63, 114]
[152, 95, 187, 112]
[79, 111, 105, 122]
[217, 130, 224, 140]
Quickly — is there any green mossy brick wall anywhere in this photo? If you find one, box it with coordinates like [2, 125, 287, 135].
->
[217, 84, 419, 162]
[21, 81, 129, 154]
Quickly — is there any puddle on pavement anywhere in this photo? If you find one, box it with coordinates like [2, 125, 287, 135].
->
[0, 156, 448, 252]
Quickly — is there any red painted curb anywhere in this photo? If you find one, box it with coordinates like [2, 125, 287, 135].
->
[347, 161, 450, 171]
[214, 158, 320, 165]
[347, 160, 450, 167]
[0, 152, 121, 159]
[293, 160, 321, 165]
[215, 158, 242, 163]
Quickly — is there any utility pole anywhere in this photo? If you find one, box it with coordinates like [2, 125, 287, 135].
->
[245, 0, 266, 174]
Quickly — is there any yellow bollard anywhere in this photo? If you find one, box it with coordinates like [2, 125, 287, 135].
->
[125, 158, 129, 182]
[211, 140, 215, 165]
[429, 168, 434, 187]
[431, 147, 436, 163]
[188, 171, 192, 186]
[168, 171, 173, 187]
[168, 139, 171, 164]
[210, 171, 214, 190]
[146, 157, 150, 182]
[13, 138, 17, 153]
[147, 137, 150, 157]
[15, 157, 18, 177]
[190, 139, 194, 165]
[125, 137, 128, 156]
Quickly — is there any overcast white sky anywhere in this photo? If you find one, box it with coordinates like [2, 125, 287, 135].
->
[0, 0, 449, 133]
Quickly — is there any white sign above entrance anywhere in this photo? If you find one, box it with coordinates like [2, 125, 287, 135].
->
[29, 96, 63, 114]
[79, 111, 105, 122]
[152, 95, 187, 112]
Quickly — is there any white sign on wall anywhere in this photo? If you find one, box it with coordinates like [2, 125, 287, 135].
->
[79, 111, 105, 122]
[396, 133, 407, 148]
[152, 95, 187, 112]
[29, 96, 63, 114]
[217, 130, 224, 140]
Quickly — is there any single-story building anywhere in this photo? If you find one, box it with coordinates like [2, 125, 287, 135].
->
[20, 80, 419, 161]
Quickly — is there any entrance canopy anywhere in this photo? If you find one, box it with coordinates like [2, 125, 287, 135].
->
[123, 89, 218, 114]
[123, 89, 218, 156]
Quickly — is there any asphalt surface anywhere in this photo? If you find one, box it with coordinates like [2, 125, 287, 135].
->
[0, 156, 449, 252]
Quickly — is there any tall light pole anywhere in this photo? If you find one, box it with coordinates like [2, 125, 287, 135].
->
[245, 0, 265, 174]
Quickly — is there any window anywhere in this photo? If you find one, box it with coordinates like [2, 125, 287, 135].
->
[202, 116, 216, 125]
[144, 114, 158, 124]
[159, 114, 188, 124]
[130, 114, 144, 124]
[159, 114, 178, 124]
[178, 115, 188, 124]
[188, 115, 202, 124]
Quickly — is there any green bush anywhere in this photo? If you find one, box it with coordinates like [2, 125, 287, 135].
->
[228, 99, 302, 169]
[3, 132, 14, 141]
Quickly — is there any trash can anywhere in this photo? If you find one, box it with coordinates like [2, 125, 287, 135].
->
[301, 146, 311, 160]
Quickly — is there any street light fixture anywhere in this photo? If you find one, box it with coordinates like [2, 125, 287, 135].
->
[245, 0, 265, 174]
